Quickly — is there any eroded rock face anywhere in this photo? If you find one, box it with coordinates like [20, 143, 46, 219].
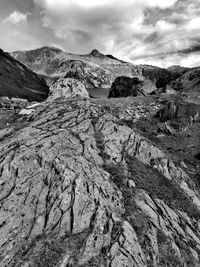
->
[0, 98, 200, 266]
[48, 78, 89, 100]
[108, 76, 157, 98]
[0, 49, 49, 101]
[64, 60, 111, 89]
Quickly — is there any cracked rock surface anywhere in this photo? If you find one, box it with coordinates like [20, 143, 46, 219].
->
[0, 97, 200, 266]
[48, 78, 89, 100]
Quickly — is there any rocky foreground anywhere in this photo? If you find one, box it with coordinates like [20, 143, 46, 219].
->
[0, 95, 200, 267]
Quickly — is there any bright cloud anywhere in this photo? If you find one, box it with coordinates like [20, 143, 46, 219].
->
[156, 20, 176, 32]
[187, 17, 200, 30]
[35, 0, 178, 9]
[3, 11, 31, 24]
[144, 0, 178, 8]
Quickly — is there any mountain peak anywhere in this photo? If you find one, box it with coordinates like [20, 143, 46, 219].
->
[89, 49, 105, 58]
[38, 46, 63, 52]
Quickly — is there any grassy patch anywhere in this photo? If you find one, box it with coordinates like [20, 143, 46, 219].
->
[106, 156, 200, 221]
[93, 131, 110, 160]
[13, 231, 88, 267]
[126, 156, 200, 220]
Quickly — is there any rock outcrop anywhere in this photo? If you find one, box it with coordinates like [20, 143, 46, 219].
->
[48, 78, 89, 100]
[0, 49, 49, 101]
[0, 97, 200, 266]
[64, 60, 111, 89]
[108, 76, 157, 98]
[156, 98, 200, 131]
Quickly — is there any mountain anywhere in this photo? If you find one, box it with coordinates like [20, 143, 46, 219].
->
[11, 47, 174, 93]
[88, 48, 106, 58]
[167, 65, 189, 78]
[0, 92, 200, 266]
[0, 48, 49, 101]
[10, 46, 119, 77]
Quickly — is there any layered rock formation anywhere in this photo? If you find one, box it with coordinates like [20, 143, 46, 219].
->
[48, 78, 89, 100]
[0, 97, 200, 266]
[0, 49, 49, 101]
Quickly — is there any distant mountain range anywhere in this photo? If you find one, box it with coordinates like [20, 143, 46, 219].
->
[0, 46, 199, 102]
[10, 46, 174, 91]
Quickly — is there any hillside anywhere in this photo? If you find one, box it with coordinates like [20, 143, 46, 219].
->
[11, 46, 173, 92]
[0, 49, 49, 101]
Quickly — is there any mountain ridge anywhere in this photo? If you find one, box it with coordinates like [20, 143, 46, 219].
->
[0, 48, 49, 101]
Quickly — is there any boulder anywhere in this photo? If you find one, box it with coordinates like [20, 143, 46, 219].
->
[48, 78, 89, 100]
[108, 76, 157, 98]
[156, 98, 200, 132]
[64, 60, 111, 89]
[108, 77, 142, 98]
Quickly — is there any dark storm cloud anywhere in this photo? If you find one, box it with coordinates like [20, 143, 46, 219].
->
[179, 44, 200, 54]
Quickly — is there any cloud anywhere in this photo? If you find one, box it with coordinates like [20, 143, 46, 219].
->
[1, 0, 200, 67]
[187, 17, 200, 30]
[3, 11, 31, 24]
[156, 20, 176, 31]
[144, 0, 178, 9]
[30, 0, 200, 67]
[34, 0, 178, 9]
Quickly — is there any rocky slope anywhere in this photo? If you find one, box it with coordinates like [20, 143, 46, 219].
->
[0, 95, 200, 266]
[0, 49, 49, 101]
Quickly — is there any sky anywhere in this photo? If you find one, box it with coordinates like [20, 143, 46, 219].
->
[1, 0, 200, 68]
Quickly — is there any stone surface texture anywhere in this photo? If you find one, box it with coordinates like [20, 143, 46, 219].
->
[48, 78, 89, 100]
[0, 97, 200, 266]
